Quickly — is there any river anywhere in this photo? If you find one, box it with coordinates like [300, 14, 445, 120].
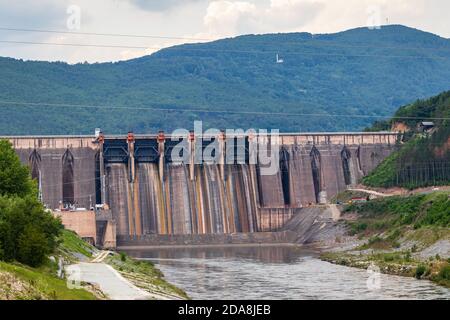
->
[126, 245, 450, 300]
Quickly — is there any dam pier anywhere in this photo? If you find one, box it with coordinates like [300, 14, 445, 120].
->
[5, 131, 399, 248]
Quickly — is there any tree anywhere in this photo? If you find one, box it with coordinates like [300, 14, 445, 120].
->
[0, 140, 35, 197]
[0, 140, 62, 267]
[17, 225, 50, 267]
[0, 196, 62, 266]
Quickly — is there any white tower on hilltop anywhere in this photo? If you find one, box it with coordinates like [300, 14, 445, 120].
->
[276, 54, 284, 64]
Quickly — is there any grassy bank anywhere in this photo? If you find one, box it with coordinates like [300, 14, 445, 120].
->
[0, 230, 103, 300]
[59, 230, 188, 299]
[323, 191, 450, 288]
[1, 229, 187, 300]
[0, 261, 96, 300]
[106, 253, 189, 299]
[57, 230, 96, 262]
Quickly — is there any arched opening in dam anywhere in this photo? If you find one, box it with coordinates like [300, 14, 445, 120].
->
[94, 151, 102, 205]
[29, 149, 41, 182]
[280, 147, 291, 206]
[310, 146, 323, 204]
[341, 146, 352, 186]
[62, 149, 75, 205]
[356, 146, 363, 173]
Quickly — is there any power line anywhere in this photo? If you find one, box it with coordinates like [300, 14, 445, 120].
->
[0, 100, 449, 121]
[0, 27, 213, 42]
[0, 39, 447, 60]
[2, 26, 450, 53]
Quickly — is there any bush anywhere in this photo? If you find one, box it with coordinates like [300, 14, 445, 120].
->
[0, 141, 62, 267]
[0, 240, 3, 260]
[17, 225, 51, 267]
[438, 265, 450, 281]
[0, 140, 35, 197]
[415, 265, 427, 279]
[0, 196, 62, 266]
[349, 222, 368, 235]
[120, 252, 127, 262]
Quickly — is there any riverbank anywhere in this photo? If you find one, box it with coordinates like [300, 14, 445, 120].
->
[0, 229, 188, 300]
[61, 230, 188, 300]
[0, 261, 98, 300]
[318, 190, 450, 288]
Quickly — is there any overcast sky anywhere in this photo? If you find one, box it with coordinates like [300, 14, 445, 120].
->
[0, 0, 448, 63]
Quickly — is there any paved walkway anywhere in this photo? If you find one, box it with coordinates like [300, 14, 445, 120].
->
[91, 251, 112, 263]
[66, 263, 153, 300]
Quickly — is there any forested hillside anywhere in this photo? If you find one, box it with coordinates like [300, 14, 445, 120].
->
[364, 90, 450, 188]
[1, 25, 450, 134]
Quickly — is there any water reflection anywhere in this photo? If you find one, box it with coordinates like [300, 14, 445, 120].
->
[126, 245, 450, 300]
[129, 245, 311, 263]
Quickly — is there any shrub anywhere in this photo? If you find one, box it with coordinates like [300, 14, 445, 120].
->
[0, 140, 35, 197]
[438, 265, 450, 281]
[350, 222, 367, 235]
[17, 225, 51, 267]
[119, 252, 127, 262]
[415, 265, 427, 279]
[404, 251, 411, 262]
[0, 195, 62, 266]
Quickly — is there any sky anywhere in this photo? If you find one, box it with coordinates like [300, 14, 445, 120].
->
[0, 0, 448, 63]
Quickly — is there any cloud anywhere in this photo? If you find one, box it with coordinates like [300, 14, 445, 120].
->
[0, 0, 68, 30]
[128, 0, 206, 12]
[201, 0, 324, 38]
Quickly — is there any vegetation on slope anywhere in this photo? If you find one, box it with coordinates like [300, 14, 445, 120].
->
[107, 253, 189, 299]
[0, 261, 96, 300]
[57, 229, 96, 262]
[323, 192, 450, 288]
[344, 192, 449, 234]
[1, 25, 450, 134]
[363, 90, 450, 189]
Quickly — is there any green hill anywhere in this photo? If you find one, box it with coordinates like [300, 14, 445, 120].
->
[1, 25, 450, 135]
[364, 90, 450, 188]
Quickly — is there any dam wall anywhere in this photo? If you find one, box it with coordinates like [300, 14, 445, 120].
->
[5, 132, 399, 242]
[9, 136, 97, 209]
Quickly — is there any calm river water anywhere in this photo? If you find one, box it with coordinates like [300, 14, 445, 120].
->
[126, 245, 450, 300]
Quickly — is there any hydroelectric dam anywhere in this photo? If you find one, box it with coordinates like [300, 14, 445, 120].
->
[5, 132, 399, 247]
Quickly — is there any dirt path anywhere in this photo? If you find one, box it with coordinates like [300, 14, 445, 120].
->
[347, 188, 393, 197]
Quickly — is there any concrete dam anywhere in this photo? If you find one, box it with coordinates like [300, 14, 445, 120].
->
[6, 132, 399, 245]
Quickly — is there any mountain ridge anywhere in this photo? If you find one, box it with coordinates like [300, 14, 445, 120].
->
[1, 25, 450, 135]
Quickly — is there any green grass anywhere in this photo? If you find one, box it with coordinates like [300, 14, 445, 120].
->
[344, 192, 450, 234]
[364, 90, 450, 189]
[345, 193, 450, 251]
[106, 253, 189, 299]
[0, 261, 96, 300]
[57, 230, 96, 262]
[433, 264, 450, 287]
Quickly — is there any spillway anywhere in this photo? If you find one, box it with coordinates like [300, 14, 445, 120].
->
[105, 142, 387, 237]
[108, 162, 265, 237]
